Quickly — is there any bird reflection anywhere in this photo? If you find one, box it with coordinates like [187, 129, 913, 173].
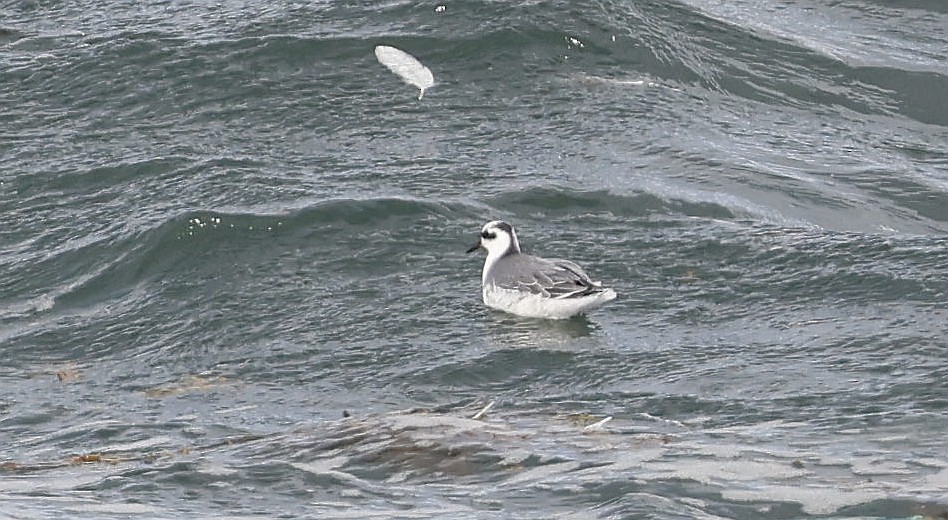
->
[485, 311, 599, 349]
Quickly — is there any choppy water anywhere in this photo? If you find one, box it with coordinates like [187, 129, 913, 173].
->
[2, 0, 947, 518]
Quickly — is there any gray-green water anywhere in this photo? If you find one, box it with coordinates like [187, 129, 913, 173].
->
[2, 0, 947, 518]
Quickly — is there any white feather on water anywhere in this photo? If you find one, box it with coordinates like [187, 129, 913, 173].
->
[374, 45, 435, 100]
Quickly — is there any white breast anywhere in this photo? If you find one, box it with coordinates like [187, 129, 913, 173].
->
[482, 284, 616, 320]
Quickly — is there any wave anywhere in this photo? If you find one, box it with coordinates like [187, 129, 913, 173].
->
[487, 186, 735, 221]
[9, 178, 941, 326]
[1, 196, 456, 320]
[8, 0, 946, 142]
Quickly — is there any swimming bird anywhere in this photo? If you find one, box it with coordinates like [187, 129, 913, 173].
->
[466, 221, 616, 319]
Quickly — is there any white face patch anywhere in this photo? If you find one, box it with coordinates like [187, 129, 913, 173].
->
[477, 221, 522, 284]
[479, 223, 514, 256]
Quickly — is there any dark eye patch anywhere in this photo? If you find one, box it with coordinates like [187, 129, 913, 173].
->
[481, 231, 496, 239]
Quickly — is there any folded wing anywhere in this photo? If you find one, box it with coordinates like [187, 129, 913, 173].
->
[491, 255, 608, 299]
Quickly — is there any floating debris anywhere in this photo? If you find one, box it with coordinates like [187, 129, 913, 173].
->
[582, 416, 613, 432]
[70, 453, 122, 465]
[0, 434, 265, 474]
[472, 401, 495, 420]
[562, 413, 599, 427]
[55, 366, 80, 383]
[144, 375, 229, 398]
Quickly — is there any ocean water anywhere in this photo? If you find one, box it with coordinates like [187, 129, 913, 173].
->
[1, 0, 947, 518]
